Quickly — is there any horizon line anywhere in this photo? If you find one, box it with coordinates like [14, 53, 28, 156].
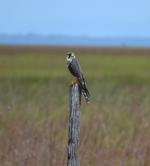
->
[0, 33, 150, 39]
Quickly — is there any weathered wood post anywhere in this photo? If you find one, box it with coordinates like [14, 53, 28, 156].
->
[67, 83, 81, 166]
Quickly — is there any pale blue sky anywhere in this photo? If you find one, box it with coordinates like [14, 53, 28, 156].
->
[0, 0, 150, 37]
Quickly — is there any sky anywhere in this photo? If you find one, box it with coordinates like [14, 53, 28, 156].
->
[0, 0, 150, 37]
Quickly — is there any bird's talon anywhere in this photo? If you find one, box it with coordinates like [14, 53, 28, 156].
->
[71, 80, 78, 85]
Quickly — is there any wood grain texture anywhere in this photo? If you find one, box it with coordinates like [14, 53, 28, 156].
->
[67, 83, 80, 166]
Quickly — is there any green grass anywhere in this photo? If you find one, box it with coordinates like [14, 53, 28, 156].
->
[0, 53, 150, 80]
[0, 46, 150, 166]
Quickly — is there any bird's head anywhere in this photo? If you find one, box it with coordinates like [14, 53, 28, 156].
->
[66, 52, 76, 63]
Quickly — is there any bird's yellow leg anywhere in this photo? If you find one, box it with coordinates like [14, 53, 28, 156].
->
[71, 78, 79, 85]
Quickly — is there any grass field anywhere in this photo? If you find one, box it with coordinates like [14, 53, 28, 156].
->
[0, 46, 150, 166]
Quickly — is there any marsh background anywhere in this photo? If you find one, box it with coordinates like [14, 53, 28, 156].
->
[0, 46, 150, 166]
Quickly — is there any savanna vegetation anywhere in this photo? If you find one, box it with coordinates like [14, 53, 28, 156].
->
[0, 46, 150, 166]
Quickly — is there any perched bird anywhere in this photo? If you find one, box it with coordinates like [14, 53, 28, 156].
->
[66, 52, 90, 102]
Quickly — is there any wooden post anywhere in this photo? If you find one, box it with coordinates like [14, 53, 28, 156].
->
[67, 83, 80, 166]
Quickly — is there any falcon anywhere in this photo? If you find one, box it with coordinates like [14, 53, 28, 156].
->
[66, 52, 90, 102]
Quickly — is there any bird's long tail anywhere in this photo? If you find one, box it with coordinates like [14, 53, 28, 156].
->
[78, 77, 90, 103]
[82, 87, 90, 103]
